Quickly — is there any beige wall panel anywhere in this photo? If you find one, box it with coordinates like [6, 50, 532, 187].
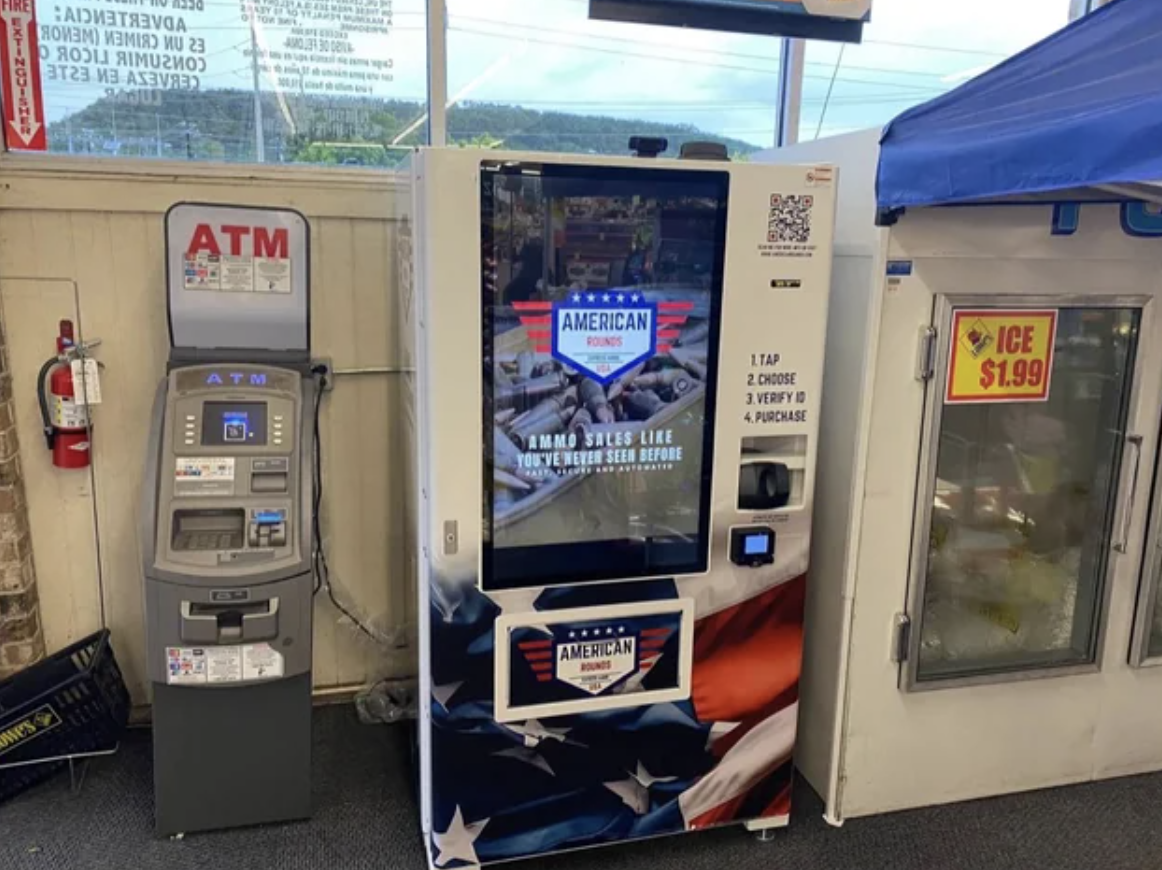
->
[0, 163, 413, 703]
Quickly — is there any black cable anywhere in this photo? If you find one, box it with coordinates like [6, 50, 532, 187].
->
[310, 367, 380, 643]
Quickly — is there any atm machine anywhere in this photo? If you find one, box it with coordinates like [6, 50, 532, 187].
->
[142, 203, 314, 836]
[399, 148, 837, 866]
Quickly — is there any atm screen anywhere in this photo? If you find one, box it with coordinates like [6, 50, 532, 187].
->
[202, 402, 268, 446]
[481, 162, 728, 590]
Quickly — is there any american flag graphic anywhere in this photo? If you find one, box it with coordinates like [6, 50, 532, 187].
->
[426, 540, 808, 867]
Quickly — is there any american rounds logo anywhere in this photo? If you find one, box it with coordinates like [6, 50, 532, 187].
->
[513, 292, 693, 386]
[552, 291, 658, 385]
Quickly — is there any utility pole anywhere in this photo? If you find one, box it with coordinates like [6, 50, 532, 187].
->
[248, 1, 266, 162]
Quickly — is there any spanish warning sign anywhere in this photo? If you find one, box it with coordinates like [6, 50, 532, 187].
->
[946, 309, 1057, 404]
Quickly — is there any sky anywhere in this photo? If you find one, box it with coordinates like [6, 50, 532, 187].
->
[29, 0, 1072, 151]
[442, 0, 1069, 145]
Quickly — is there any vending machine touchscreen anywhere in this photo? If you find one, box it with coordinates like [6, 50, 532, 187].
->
[483, 166, 727, 590]
[401, 149, 836, 867]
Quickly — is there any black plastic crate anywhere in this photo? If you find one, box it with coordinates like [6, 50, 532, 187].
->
[0, 629, 130, 803]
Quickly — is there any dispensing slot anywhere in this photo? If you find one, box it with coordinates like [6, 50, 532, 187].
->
[252, 472, 288, 493]
[181, 599, 280, 643]
[172, 509, 246, 551]
[739, 435, 808, 510]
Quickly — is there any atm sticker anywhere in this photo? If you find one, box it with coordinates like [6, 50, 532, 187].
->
[183, 253, 292, 295]
[184, 252, 221, 290]
[166, 647, 208, 685]
[175, 457, 236, 481]
[206, 647, 243, 684]
[255, 258, 292, 294]
[167, 645, 283, 685]
[242, 644, 284, 681]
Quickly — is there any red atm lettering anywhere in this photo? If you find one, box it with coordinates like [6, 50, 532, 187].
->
[220, 225, 251, 255]
[996, 325, 1034, 355]
[187, 223, 221, 256]
[254, 227, 288, 259]
[186, 224, 289, 258]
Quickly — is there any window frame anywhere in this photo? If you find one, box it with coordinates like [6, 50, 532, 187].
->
[0, 0, 1078, 164]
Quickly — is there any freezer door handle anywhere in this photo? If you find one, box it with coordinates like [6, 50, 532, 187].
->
[1114, 434, 1144, 554]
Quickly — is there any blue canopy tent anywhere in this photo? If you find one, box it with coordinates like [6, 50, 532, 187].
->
[876, 0, 1162, 215]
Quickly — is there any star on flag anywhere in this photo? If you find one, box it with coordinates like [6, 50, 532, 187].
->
[433, 806, 489, 868]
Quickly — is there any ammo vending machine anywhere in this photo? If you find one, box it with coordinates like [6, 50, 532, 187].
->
[400, 149, 836, 866]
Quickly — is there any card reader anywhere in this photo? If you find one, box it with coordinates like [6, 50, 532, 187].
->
[730, 526, 776, 568]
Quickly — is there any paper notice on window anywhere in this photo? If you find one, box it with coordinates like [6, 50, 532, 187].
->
[221, 256, 257, 293]
[255, 257, 292, 294]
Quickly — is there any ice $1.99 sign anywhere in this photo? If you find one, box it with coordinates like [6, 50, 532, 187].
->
[946, 309, 1057, 405]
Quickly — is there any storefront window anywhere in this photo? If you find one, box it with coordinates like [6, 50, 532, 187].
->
[798, 0, 1070, 140]
[19, 0, 427, 162]
[446, 0, 784, 159]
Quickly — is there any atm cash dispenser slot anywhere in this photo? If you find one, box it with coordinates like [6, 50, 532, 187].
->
[179, 598, 279, 644]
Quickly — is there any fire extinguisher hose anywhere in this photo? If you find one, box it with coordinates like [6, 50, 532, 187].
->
[37, 356, 58, 450]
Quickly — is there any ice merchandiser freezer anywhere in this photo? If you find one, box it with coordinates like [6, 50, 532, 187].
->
[757, 136, 1162, 820]
[397, 148, 837, 866]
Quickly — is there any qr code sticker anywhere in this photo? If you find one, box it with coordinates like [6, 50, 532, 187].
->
[768, 194, 814, 244]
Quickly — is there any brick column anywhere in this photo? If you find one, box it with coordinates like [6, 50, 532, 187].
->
[0, 315, 45, 680]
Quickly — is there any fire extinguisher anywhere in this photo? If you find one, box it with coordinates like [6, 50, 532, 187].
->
[37, 320, 99, 470]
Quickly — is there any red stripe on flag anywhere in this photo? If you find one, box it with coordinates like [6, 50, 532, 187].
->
[512, 302, 553, 310]
[518, 316, 551, 326]
[641, 628, 671, 637]
[534, 345, 551, 353]
[658, 302, 695, 311]
[641, 639, 668, 650]
[518, 640, 552, 650]
[530, 662, 552, 673]
[523, 651, 552, 661]
[657, 345, 673, 354]
[526, 330, 550, 340]
[657, 330, 680, 340]
[536, 674, 553, 682]
[658, 315, 689, 325]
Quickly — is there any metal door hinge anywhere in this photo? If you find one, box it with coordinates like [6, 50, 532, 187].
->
[891, 613, 911, 663]
[915, 327, 937, 382]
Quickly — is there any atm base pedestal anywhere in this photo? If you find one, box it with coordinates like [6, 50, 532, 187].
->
[152, 673, 311, 836]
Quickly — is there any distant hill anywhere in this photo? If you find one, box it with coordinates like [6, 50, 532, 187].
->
[46, 90, 759, 164]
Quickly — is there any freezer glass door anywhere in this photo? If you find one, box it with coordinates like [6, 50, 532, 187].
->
[1132, 440, 1162, 665]
[911, 305, 1141, 684]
